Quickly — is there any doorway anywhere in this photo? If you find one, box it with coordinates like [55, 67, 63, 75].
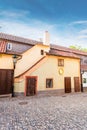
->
[64, 77, 71, 93]
[26, 76, 37, 96]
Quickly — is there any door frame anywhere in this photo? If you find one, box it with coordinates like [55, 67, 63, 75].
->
[64, 77, 71, 93]
[74, 77, 80, 92]
[25, 76, 38, 96]
[0, 69, 14, 95]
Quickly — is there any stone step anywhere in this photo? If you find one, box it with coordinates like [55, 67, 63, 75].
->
[0, 94, 12, 98]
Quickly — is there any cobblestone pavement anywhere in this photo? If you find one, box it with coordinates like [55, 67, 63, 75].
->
[1, 93, 87, 130]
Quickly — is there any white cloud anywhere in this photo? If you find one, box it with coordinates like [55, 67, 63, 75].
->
[79, 29, 87, 34]
[69, 20, 87, 25]
[1, 18, 87, 48]
[78, 35, 87, 39]
[0, 9, 30, 18]
[0, 19, 56, 41]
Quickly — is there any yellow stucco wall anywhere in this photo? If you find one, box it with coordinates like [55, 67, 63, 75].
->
[30, 55, 80, 91]
[14, 55, 80, 93]
[0, 54, 13, 69]
[14, 79, 25, 92]
[15, 44, 50, 77]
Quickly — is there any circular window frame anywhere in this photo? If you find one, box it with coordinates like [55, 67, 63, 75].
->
[59, 68, 64, 75]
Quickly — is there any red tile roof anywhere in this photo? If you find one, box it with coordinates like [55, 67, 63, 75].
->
[0, 40, 7, 53]
[81, 65, 87, 71]
[0, 32, 42, 45]
[47, 49, 80, 59]
[51, 44, 87, 56]
[0, 32, 87, 57]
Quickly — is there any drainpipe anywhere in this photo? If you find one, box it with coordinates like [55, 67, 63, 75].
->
[12, 54, 22, 97]
[81, 70, 84, 92]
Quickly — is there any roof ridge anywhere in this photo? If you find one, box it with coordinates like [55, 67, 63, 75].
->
[0, 32, 42, 45]
[51, 44, 87, 55]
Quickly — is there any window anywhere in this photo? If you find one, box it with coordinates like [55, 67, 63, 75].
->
[83, 78, 87, 83]
[46, 79, 53, 88]
[41, 50, 44, 55]
[7, 43, 12, 50]
[58, 59, 64, 66]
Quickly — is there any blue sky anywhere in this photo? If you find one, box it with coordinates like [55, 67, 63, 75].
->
[0, 0, 87, 47]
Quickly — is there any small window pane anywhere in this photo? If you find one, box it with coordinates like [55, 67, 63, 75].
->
[46, 79, 53, 88]
[41, 50, 44, 55]
[58, 59, 64, 66]
[83, 78, 87, 83]
[7, 43, 12, 50]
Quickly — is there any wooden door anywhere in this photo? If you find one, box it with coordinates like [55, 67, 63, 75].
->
[64, 77, 71, 93]
[0, 69, 13, 95]
[26, 77, 37, 96]
[74, 77, 80, 92]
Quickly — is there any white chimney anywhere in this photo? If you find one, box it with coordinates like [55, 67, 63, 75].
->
[43, 31, 50, 46]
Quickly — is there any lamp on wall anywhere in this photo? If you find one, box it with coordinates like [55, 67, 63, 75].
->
[12, 54, 18, 69]
[12, 54, 22, 69]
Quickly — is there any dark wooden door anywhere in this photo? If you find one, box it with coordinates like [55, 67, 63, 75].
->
[0, 69, 14, 95]
[26, 77, 37, 96]
[74, 77, 80, 92]
[64, 77, 71, 93]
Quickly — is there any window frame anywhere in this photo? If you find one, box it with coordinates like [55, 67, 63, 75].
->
[83, 78, 87, 83]
[41, 50, 44, 55]
[58, 59, 64, 66]
[7, 43, 12, 50]
[46, 78, 53, 88]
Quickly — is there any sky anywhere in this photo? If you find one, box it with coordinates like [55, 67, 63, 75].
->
[0, 0, 87, 47]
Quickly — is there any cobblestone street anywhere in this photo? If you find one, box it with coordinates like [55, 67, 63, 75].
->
[1, 93, 87, 130]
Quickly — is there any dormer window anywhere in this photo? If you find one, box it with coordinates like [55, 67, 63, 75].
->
[7, 43, 12, 51]
[41, 50, 44, 55]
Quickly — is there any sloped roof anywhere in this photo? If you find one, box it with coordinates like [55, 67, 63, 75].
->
[0, 32, 87, 57]
[51, 44, 87, 56]
[81, 65, 87, 71]
[48, 49, 80, 59]
[0, 32, 42, 55]
[0, 40, 6, 53]
[0, 32, 42, 45]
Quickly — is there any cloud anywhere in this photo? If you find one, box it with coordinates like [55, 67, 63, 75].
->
[67, 20, 87, 44]
[69, 20, 87, 25]
[0, 19, 57, 41]
[79, 29, 87, 34]
[0, 9, 30, 19]
[1, 17, 87, 48]
[78, 35, 87, 39]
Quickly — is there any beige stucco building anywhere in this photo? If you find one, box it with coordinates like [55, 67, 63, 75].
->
[0, 32, 85, 97]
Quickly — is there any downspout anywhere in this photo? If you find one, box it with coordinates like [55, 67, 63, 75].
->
[80, 59, 84, 92]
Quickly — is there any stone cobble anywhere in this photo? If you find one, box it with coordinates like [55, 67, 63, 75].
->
[0, 93, 87, 130]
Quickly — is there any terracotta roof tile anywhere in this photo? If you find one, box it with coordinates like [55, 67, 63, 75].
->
[0, 33, 87, 57]
[48, 49, 80, 58]
[51, 44, 87, 56]
[0, 32, 42, 45]
[0, 40, 7, 53]
[81, 65, 87, 71]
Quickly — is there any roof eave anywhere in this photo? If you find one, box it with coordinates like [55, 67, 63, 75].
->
[46, 52, 80, 59]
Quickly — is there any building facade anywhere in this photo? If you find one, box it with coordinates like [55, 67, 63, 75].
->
[0, 32, 86, 96]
